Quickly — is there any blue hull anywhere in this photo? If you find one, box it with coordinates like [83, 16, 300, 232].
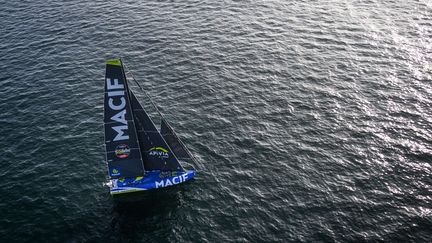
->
[109, 170, 195, 195]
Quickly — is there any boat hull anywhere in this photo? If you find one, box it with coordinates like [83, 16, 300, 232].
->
[109, 170, 195, 195]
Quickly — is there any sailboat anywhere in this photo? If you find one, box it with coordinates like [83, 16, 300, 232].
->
[104, 59, 196, 195]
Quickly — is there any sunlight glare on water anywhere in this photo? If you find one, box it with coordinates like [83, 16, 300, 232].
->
[0, 0, 431, 242]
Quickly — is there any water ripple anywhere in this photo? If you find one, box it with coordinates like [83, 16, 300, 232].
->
[0, 0, 431, 242]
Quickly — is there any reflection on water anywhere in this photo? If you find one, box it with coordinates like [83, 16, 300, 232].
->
[0, 0, 431, 242]
[110, 188, 183, 241]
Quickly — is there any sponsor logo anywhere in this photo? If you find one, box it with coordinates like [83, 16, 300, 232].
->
[155, 173, 189, 188]
[106, 78, 129, 142]
[115, 144, 130, 158]
[111, 168, 121, 176]
[148, 147, 169, 159]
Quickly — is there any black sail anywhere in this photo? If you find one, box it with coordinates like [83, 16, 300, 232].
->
[104, 60, 145, 179]
[129, 91, 184, 172]
[160, 118, 194, 162]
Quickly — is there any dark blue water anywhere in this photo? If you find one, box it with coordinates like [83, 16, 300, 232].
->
[1, 0, 431, 242]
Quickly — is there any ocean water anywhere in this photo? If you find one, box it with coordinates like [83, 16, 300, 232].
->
[0, 0, 431, 242]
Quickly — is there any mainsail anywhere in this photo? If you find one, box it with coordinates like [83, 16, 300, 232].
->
[129, 90, 184, 172]
[104, 60, 145, 178]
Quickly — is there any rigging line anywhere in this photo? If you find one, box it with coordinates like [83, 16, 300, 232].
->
[122, 61, 166, 120]
[162, 120, 201, 169]
[121, 59, 200, 170]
